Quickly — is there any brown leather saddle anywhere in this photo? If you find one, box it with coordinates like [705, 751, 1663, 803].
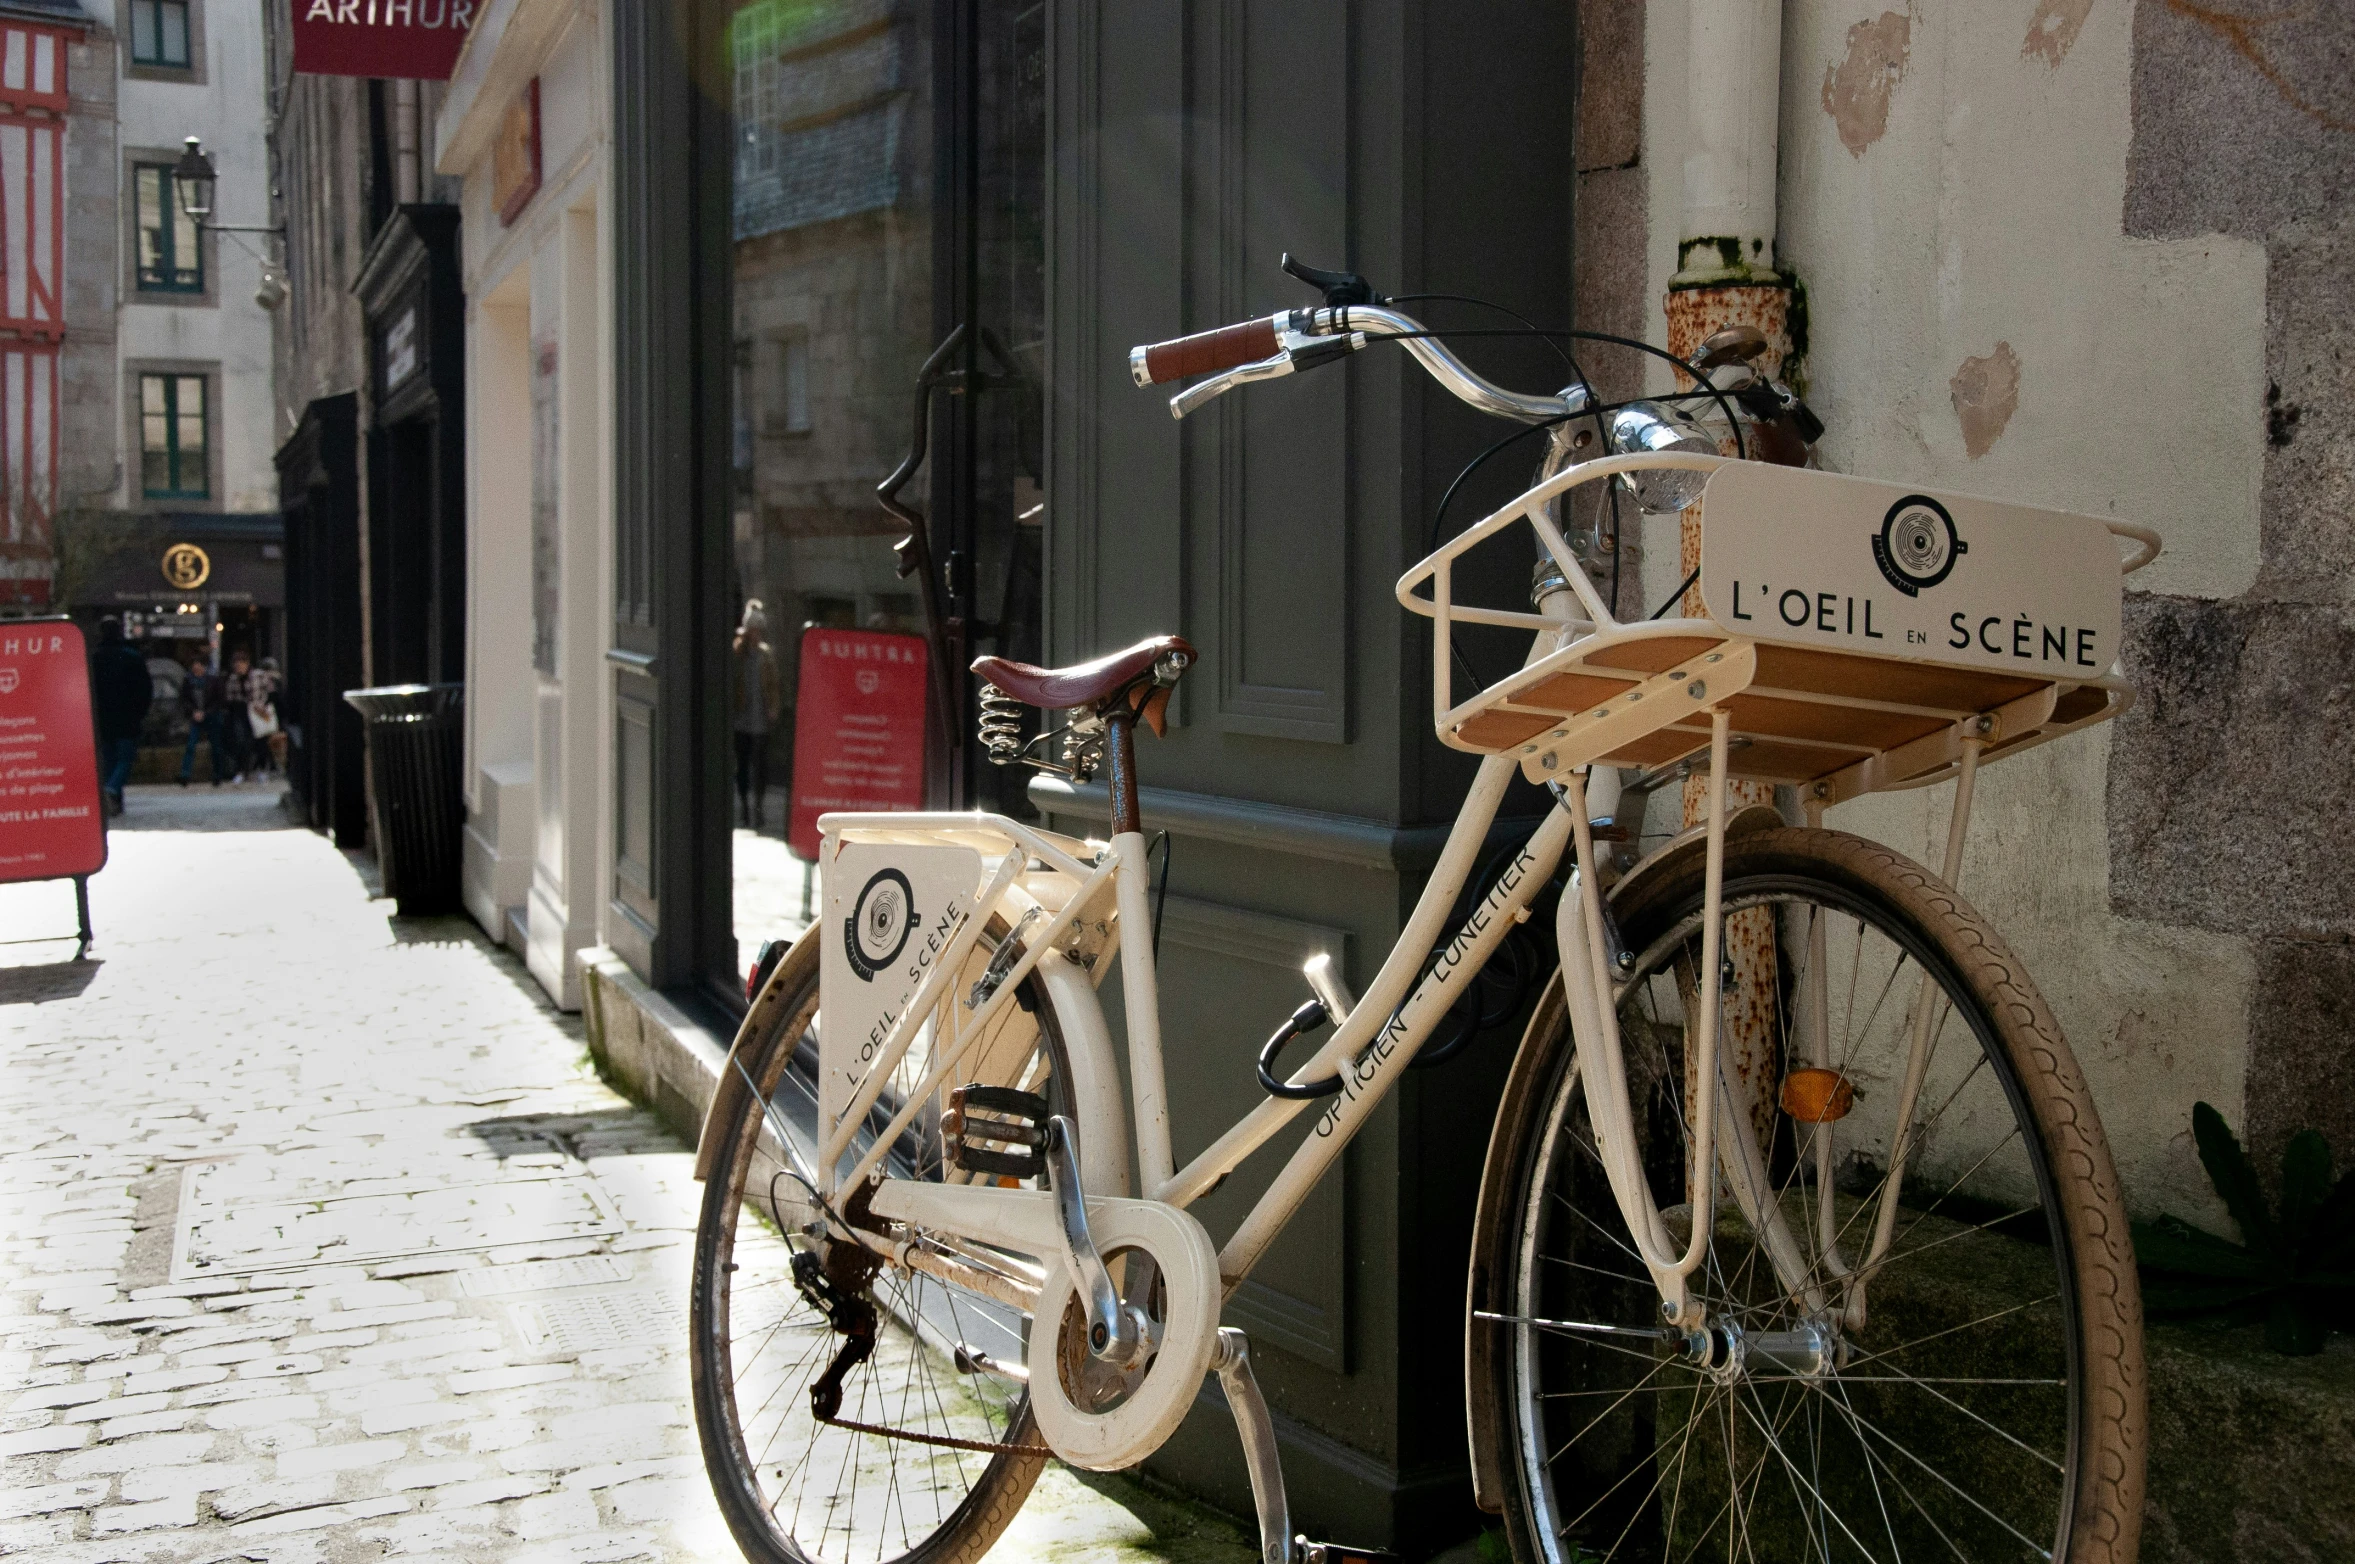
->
[971, 634, 1197, 736]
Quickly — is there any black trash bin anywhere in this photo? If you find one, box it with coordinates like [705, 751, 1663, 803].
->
[344, 683, 464, 915]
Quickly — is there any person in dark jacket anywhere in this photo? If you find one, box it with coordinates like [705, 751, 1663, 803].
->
[176, 648, 226, 785]
[91, 617, 152, 815]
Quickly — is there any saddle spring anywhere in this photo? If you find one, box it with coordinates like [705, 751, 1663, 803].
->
[977, 682, 1027, 766]
[976, 682, 1107, 783]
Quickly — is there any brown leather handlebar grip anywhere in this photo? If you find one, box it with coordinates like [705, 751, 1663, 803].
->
[1130, 315, 1281, 387]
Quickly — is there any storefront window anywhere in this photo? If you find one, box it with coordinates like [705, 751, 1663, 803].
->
[722, 0, 1046, 976]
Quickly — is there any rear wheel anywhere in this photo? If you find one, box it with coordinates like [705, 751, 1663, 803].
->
[690, 927, 1068, 1564]
[1487, 827, 2143, 1563]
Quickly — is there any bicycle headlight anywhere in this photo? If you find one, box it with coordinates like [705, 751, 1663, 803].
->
[1608, 401, 1718, 513]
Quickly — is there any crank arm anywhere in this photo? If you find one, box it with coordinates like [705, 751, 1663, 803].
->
[1044, 1116, 1149, 1363]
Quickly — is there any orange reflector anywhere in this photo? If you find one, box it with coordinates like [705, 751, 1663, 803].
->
[1781, 1067, 1856, 1123]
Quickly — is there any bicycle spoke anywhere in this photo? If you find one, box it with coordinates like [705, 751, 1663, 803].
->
[1509, 866, 2106, 1564]
[1730, 1383, 1889, 1564]
[1796, 1376, 2053, 1559]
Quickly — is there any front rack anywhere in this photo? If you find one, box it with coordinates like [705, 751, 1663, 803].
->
[1397, 453, 2162, 805]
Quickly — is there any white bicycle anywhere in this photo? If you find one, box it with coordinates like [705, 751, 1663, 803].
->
[688, 258, 2154, 1564]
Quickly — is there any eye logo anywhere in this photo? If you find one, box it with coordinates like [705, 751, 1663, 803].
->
[843, 868, 916, 982]
[854, 669, 880, 696]
[1872, 495, 1966, 596]
[0, 669, 15, 694]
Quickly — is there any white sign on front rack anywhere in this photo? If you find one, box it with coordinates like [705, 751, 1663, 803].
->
[818, 838, 983, 1154]
[1697, 463, 2124, 678]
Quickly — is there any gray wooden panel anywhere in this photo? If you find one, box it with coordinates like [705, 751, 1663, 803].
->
[1155, 893, 1349, 1370]
[1207, 0, 1351, 742]
[1046, 0, 1186, 672]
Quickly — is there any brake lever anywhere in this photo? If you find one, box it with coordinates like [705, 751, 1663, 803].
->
[1167, 333, 1364, 420]
[1282, 252, 1383, 307]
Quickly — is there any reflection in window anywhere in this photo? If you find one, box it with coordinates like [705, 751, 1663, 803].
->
[134, 165, 203, 293]
[129, 0, 192, 67]
[769, 334, 811, 436]
[140, 373, 208, 499]
[730, 0, 903, 239]
[725, 0, 1047, 979]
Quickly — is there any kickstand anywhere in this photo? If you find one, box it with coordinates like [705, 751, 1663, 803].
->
[1213, 1328, 1399, 1564]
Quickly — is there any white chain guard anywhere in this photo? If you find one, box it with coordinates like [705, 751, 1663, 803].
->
[866, 1182, 1221, 1472]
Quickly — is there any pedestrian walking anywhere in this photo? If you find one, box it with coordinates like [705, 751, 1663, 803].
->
[177, 648, 228, 785]
[90, 617, 151, 815]
[219, 650, 258, 782]
[249, 657, 288, 776]
[731, 601, 781, 830]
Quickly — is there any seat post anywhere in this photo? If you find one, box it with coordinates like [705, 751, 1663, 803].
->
[1104, 708, 1141, 836]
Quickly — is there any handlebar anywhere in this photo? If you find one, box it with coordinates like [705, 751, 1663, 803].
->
[1129, 315, 1285, 387]
[1128, 303, 1584, 425]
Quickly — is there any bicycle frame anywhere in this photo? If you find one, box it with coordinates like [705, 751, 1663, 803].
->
[816, 741, 1578, 1299]
[814, 459, 1770, 1325]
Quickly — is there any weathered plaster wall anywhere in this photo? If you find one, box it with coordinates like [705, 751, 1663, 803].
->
[116, 0, 278, 512]
[1632, 0, 2332, 1221]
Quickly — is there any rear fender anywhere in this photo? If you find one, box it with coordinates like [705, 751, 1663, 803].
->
[694, 931, 818, 1182]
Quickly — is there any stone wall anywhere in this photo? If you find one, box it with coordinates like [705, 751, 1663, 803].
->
[59, 26, 119, 521]
[2109, 1, 2355, 1178]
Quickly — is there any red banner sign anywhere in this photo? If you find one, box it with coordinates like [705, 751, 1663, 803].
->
[788, 628, 928, 860]
[291, 0, 477, 81]
[0, 620, 103, 884]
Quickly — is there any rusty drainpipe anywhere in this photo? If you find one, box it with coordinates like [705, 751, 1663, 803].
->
[1667, 0, 1793, 1150]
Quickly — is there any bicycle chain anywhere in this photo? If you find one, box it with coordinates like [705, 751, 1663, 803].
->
[794, 1243, 1052, 1460]
[813, 1405, 1051, 1458]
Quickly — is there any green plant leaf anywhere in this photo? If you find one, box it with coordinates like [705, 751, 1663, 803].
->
[2133, 1217, 2263, 1278]
[2280, 1130, 2333, 1247]
[2192, 1101, 2278, 1253]
[2308, 1168, 2355, 1264]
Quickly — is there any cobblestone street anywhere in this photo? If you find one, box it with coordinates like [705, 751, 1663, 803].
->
[0, 788, 1253, 1564]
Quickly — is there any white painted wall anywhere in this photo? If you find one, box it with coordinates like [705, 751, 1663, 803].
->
[114, 0, 278, 513]
[1637, 0, 2264, 1221]
[441, 0, 609, 1008]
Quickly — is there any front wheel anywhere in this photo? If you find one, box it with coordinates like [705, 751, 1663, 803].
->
[1482, 826, 2144, 1564]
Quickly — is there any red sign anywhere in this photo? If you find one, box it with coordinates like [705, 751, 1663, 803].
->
[787, 628, 928, 859]
[291, 0, 477, 81]
[0, 620, 103, 883]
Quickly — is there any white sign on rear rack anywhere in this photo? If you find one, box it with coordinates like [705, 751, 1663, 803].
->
[1697, 463, 2125, 677]
[817, 838, 982, 1166]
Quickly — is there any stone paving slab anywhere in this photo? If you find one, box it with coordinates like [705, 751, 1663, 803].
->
[0, 785, 1255, 1563]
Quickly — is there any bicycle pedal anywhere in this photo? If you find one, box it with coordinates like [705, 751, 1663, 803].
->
[942, 1084, 1051, 1179]
[1295, 1541, 1398, 1564]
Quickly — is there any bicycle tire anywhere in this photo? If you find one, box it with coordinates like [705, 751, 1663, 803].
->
[1478, 826, 2144, 1564]
[690, 928, 1066, 1564]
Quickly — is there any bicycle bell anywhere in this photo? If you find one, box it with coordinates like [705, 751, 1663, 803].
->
[1607, 400, 1717, 512]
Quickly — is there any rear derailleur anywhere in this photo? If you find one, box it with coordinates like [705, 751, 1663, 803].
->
[792, 1192, 884, 1422]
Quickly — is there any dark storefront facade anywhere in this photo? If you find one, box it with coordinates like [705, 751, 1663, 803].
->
[601, 0, 1577, 1547]
[54, 511, 287, 662]
[278, 394, 365, 845]
[356, 206, 467, 693]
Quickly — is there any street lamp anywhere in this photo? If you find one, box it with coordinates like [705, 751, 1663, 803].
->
[171, 136, 215, 223]
[173, 136, 286, 310]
